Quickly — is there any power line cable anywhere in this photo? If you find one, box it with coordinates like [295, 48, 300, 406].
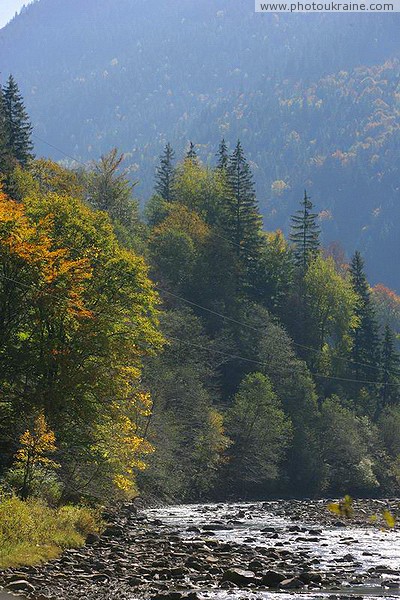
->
[154, 285, 386, 374]
[0, 270, 397, 388]
[165, 334, 396, 388]
[13, 129, 396, 376]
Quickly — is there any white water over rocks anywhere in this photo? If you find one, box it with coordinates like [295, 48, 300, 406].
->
[148, 501, 400, 600]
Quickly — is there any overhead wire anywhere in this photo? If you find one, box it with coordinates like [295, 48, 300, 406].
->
[2, 129, 395, 385]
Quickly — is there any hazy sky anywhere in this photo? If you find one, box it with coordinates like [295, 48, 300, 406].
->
[0, 0, 33, 29]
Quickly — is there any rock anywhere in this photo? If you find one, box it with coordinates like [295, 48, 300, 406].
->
[382, 580, 400, 588]
[128, 575, 144, 586]
[221, 568, 256, 586]
[219, 580, 236, 589]
[91, 573, 110, 583]
[205, 556, 219, 564]
[6, 579, 36, 593]
[333, 521, 346, 527]
[86, 533, 100, 544]
[185, 558, 205, 571]
[150, 593, 183, 600]
[299, 572, 322, 584]
[279, 577, 305, 589]
[102, 524, 124, 538]
[262, 570, 286, 587]
[248, 559, 264, 570]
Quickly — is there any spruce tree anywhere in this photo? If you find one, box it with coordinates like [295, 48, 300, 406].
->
[379, 324, 400, 409]
[216, 138, 228, 170]
[155, 142, 175, 202]
[226, 140, 262, 255]
[349, 251, 380, 382]
[2, 75, 33, 166]
[186, 141, 197, 161]
[0, 88, 10, 175]
[289, 190, 320, 270]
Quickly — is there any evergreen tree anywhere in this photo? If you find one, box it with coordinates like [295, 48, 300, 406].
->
[349, 251, 380, 382]
[0, 88, 10, 175]
[155, 142, 175, 202]
[2, 75, 33, 166]
[216, 138, 228, 170]
[186, 141, 197, 161]
[226, 140, 262, 255]
[379, 324, 400, 410]
[289, 190, 320, 270]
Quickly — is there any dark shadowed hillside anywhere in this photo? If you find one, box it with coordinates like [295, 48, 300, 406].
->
[1, 0, 399, 288]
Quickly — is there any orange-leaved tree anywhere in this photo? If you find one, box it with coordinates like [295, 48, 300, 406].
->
[0, 179, 163, 499]
[13, 412, 60, 499]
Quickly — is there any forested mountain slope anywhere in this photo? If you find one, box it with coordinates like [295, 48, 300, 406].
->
[1, 0, 399, 288]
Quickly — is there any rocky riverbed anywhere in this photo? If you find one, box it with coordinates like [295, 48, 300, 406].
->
[0, 499, 399, 600]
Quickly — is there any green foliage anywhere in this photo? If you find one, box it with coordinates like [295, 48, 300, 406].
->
[349, 251, 381, 386]
[248, 230, 293, 313]
[0, 180, 162, 501]
[319, 397, 381, 493]
[155, 142, 175, 202]
[216, 138, 229, 171]
[379, 325, 400, 410]
[1, 74, 33, 168]
[0, 496, 101, 568]
[226, 140, 262, 258]
[3, 7, 400, 288]
[85, 148, 141, 237]
[140, 308, 229, 500]
[172, 159, 230, 227]
[304, 255, 358, 359]
[186, 141, 198, 162]
[149, 202, 209, 292]
[225, 372, 292, 493]
[290, 190, 320, 271]
[1, 78, 400, 504]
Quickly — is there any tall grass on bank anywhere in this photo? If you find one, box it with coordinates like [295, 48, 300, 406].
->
[0, 497, 102, 568]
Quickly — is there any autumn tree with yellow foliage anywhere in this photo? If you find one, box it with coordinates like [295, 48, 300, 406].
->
[0, 177, 163, 500]
[13, 413, 60, 500]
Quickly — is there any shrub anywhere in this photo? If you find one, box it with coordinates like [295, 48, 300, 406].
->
[0, 496, 102, 568]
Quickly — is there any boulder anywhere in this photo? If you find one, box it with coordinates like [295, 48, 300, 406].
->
[221, 568, 256, 586]
[279, 577, 305, 589]
[262, 570, 286, 587]
[6, 579, 35, 593]
[299, 572, 322, 584]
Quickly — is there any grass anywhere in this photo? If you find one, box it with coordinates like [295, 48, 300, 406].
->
[0, 496, 102, 568]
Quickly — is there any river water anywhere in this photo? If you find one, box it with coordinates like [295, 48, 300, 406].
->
[147, 501, 400, 600]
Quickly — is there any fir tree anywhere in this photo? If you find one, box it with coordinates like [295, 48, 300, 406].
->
[349, 251, 380, 382]
[155, 142, 175, 202]
[226, 140, 262, 255]
[2, 75, 33, 166]
[379, 324, 400, 410]
[216, 138, 228, 170]
[289, 190, 320, 270]
[186, 141, 197, 161]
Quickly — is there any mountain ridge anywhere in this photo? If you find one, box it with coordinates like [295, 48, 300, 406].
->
[1, 0, 399, 288]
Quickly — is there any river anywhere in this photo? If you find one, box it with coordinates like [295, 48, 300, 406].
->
[0, 499, 399, 599]
[147, 500, 400, 600]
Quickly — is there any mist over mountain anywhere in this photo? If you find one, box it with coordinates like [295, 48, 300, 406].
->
[1, 0, 399, 288]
